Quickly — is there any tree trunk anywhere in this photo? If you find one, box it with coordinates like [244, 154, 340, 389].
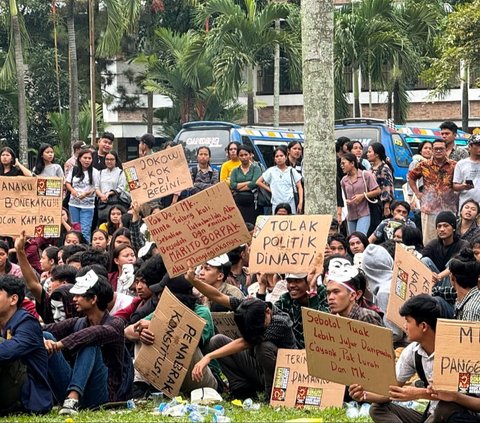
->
[353, 66, 361, 118]
[246, 66, 255, 125]
[273, 19, 280, 127]
[10, 0, 28, 165]
[461, 61, 469, 132]
[147, 91, 154, 134]
[67, 0, 79, 147]
[88, 0, 97, 143]
[387, 90, 392, 119]
[301, 0, 336, 215]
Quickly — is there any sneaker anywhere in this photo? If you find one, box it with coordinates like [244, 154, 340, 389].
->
[59, 398, 79, 415]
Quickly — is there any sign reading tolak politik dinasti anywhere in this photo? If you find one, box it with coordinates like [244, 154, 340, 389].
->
[250, 215, 331, 273]
[122, 145, 193, 204]
[0, 176, 63, 237]
[144, 182, 251, 277]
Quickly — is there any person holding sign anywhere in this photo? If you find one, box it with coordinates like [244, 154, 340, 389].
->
[349, 294, 462, 423]
[185, 264, 296, 400]
[32, 143, 64, 178]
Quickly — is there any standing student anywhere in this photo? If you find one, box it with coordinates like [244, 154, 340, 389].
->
[219, 142, 241, 185]
[0, 147, 31, 177]
[189, 147, 219, 195]
[92, 132, 115, 171]
[32, 143, 64, 178]
[65, 148, 100, 243]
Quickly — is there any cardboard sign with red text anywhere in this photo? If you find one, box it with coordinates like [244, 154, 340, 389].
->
[250, 215, 331, 274]
[386, 244, 433, 330]
[123, 145, 193, 204]
[134, 288, 206, 398]
[433, 319, 480, 393]
[145, 182, 251, 277]
[0, 176, 63, 237]
[302, 309, 396, 396]
[270, 349, 345, 409]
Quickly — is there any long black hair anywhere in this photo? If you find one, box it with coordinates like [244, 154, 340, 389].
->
[370, 142, 394, 175]
[34, 143, 54, 175]
[0, 147, 16, 174]
[73, 148, 94, 183]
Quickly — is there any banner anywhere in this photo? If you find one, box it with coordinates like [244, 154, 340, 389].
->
[211, 312, 241, 339]
[134, 288, 206, 398]
[123, 145, 193, 204]
[270, 349, 345, 409]
[250, 215, 331, 274]
[386, 244, 433, 330]
[0, 176, 63, 237]
[302, 309, 396, 396]
[433, 319, 480, 393]
[145, 182, 251, 277]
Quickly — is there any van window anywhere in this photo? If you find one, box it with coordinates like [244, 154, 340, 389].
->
[391, 133, 411, 168]
[177, 128, 230, 164]
[256, 143, 276, 168]
[334, 128, 380, 147]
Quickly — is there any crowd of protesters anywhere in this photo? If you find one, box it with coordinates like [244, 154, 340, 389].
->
[0, 122, 479, 422]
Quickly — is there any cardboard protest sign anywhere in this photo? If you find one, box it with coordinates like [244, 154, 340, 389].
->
[123, 145, 193, 204]
[211, 312, 241, 339]
[134, 287, 206, 398]
[145, 182, 251, 277]
[302, 309, 396, 396]
[433, 319, 480, 393]
[0, 176, 63, 237]
[386, 244, 433, 330]
[249, 215, 331, 274]
[270, 349, 345, 409]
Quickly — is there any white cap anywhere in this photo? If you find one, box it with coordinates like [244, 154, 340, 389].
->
[285, 273, 308, 280]
[70, 270, 98, 295]
[206, 254, 230, 267]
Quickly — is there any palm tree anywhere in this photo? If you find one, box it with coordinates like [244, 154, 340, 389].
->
[0, 0, 29, 164]
[190, 0, 301, 125]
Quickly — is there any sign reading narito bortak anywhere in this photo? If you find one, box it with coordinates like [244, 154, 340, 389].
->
[134, 287, 206, 398]
[0, 176, 63, 237]
[302, 308, 396, 396]
[386, 244, 433, 330]
[123, 145, 193, 204]
[145, 182, 251, 277]
[433, 319, 480, 393]
[250, 215, 331, 274]
[270, 349, 344, 409]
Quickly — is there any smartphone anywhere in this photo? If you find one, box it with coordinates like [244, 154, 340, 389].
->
[466, 179, 474, 186]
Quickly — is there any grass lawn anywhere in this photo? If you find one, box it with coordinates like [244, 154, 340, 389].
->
[0, 400, 373, 422]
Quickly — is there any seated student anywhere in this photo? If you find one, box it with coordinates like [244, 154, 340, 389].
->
[186, 267, 296, 400]
[15, 231, 78, 324]
[368, 201, 416, 244]
[328, 233, 349, 257]
[324, 258, 383, 325]
[0, 275, 52, 416]
[196, 254, 244, 311]
[260, 272, 328, 349]
[227, 245, 251, 295]
[127, 276, 219, 398]
[349, 294, 467, 423]
[57, 244, 87, 266]
[43, 270, 133, 415]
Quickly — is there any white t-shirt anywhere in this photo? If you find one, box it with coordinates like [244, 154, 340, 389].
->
[262, 166, 302, 209]
[110, 292, 134, 315]
[453, 158, 480, 205]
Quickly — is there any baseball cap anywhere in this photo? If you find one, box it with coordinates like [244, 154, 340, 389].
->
[285, 273, 308, 280]
[136, 133, 155, 149]
[70, 270, 99, 295]
[206, 254, 230, 267]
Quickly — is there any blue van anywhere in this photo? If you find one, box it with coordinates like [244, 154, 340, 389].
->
[334, 118, 413, 199]
[396, 126, 469, 155]
[174, 121, 305, 170]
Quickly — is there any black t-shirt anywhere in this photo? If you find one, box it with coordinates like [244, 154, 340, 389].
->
[2, 167, 23, 177]
[92, 151, 106, 171]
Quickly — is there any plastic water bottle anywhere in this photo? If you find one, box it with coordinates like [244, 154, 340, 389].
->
[188, 411, 205, 422]
[243, 398, 261, 411]
[213, 416, 231, 423]
[358, 403, 371, 417]
[126, 399, 136, 409]
[345, 401, 359, 418]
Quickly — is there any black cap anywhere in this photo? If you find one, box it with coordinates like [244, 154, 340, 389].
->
[136, 133, 155, 149]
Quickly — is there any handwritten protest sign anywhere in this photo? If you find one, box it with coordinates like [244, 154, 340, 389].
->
[123, 145, 193, 204]
[134, 287, 206, 398]
[386, 244, 433, 330]
[0, 176, 63, 237]
[302, 309, 396, 396]
[250, 215, 331, 274]
[271, 349, 345, 409]
[145, 182, 251, 277]
[433, 319, 480, 393]
[211, 312, 241, 339]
